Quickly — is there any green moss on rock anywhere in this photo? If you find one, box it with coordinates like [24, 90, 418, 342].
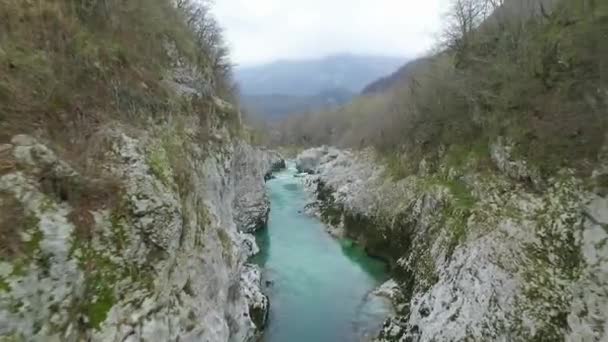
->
[518, 177, 585, 339]
[147, 144, 173, 186]
[23, 217, 43, 256]
[0, 333, 26, 342]
[217, 229, 233, 266]
[0, 277, 10, 292]
[84, 276, 116, 330]
[110, 206, 129, 252]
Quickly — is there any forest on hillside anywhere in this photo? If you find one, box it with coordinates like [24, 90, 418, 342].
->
[0, 0, 238, 155]
[270, 0, 607, 179]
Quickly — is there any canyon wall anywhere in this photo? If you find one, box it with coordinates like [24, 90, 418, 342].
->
[297, 145, 607, 341]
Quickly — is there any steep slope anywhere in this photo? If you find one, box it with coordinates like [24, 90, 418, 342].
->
[0, 125, 283, 341]
[0, 1, 285, 340]
[277, 0, 607, 164]
[296, 146, 607, 341]
[361, 57, 432, 95]
[284, 0, 607, 340]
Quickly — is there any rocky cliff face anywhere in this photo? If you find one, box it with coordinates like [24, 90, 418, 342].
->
[296, 145, 607, 342]
[0, 2, 287, 340]
[0, 122, 283, 341]
[233, 142, 285, 233]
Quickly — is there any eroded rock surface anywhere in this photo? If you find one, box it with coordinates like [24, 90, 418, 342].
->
[0, 130, 283, 341]
[233, 142, 285, 233]
[296, 144, 608, 342]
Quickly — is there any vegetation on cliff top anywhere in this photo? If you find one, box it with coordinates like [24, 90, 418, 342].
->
[0, 0, 237, 154]
[274, 0, 607, 179]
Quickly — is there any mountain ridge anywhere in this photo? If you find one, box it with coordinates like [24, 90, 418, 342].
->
[236, 54, 407, 96]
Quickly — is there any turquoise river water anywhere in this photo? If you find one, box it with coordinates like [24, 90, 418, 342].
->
[254, 164, 392, 342]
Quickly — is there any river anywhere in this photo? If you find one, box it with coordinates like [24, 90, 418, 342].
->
[253, 164, 392, 342]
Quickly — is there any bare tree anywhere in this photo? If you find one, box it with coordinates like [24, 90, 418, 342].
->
[175, 0, 233, 95]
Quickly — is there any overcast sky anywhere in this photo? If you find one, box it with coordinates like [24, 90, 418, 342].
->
[212, 0, 446, 67]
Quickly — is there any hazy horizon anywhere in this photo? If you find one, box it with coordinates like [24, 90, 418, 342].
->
[212, 0, 446, 67]
[234, 52, 409, 69]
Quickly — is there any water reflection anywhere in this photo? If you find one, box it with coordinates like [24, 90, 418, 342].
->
[253, 166, 393, 342]
[339, 238, 388, 283]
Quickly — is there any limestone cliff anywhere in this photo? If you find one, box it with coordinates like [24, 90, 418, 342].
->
[0, 2, 287, 340]
[0, 123, 283, 341]
[296, 145, 608, 341]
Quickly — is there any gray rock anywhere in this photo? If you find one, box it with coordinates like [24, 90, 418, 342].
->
[233, 142, 285, 233]
[11, 134, 37, 146]
[296, 146, 607, 342]
[295, 146, 330, 174]
[490, 137, 543, 189]
[373, 280, 404, 303]
[241, 264, 269, 332]
[111, 133, 183, 251]
[567, 195, 608, 342]
[0, 130, 279, 342]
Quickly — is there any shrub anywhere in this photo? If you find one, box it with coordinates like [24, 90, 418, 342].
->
[274, 0, 607, 179]
[0, 0, 236, 151]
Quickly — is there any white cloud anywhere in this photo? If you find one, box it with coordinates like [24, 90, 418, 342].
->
[212, 0, 446, 66]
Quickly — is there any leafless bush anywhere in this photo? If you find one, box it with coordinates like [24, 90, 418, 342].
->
[177, 0, 234, 97]
[273, 0, 607, 176]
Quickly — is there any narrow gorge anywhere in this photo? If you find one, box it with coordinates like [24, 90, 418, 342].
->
[0, 1, 285, 339]
[1, 0, 606, 341]
[254, 164, 392, 342]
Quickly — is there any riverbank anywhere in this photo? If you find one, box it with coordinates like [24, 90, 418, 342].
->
[255, 164, 393, 342]
[295, 146, 608, 342]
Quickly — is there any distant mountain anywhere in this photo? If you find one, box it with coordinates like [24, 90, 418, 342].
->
[236, 54, 407, 96]
[242, 88, 355, 121]
[236, 54, 406, 120]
